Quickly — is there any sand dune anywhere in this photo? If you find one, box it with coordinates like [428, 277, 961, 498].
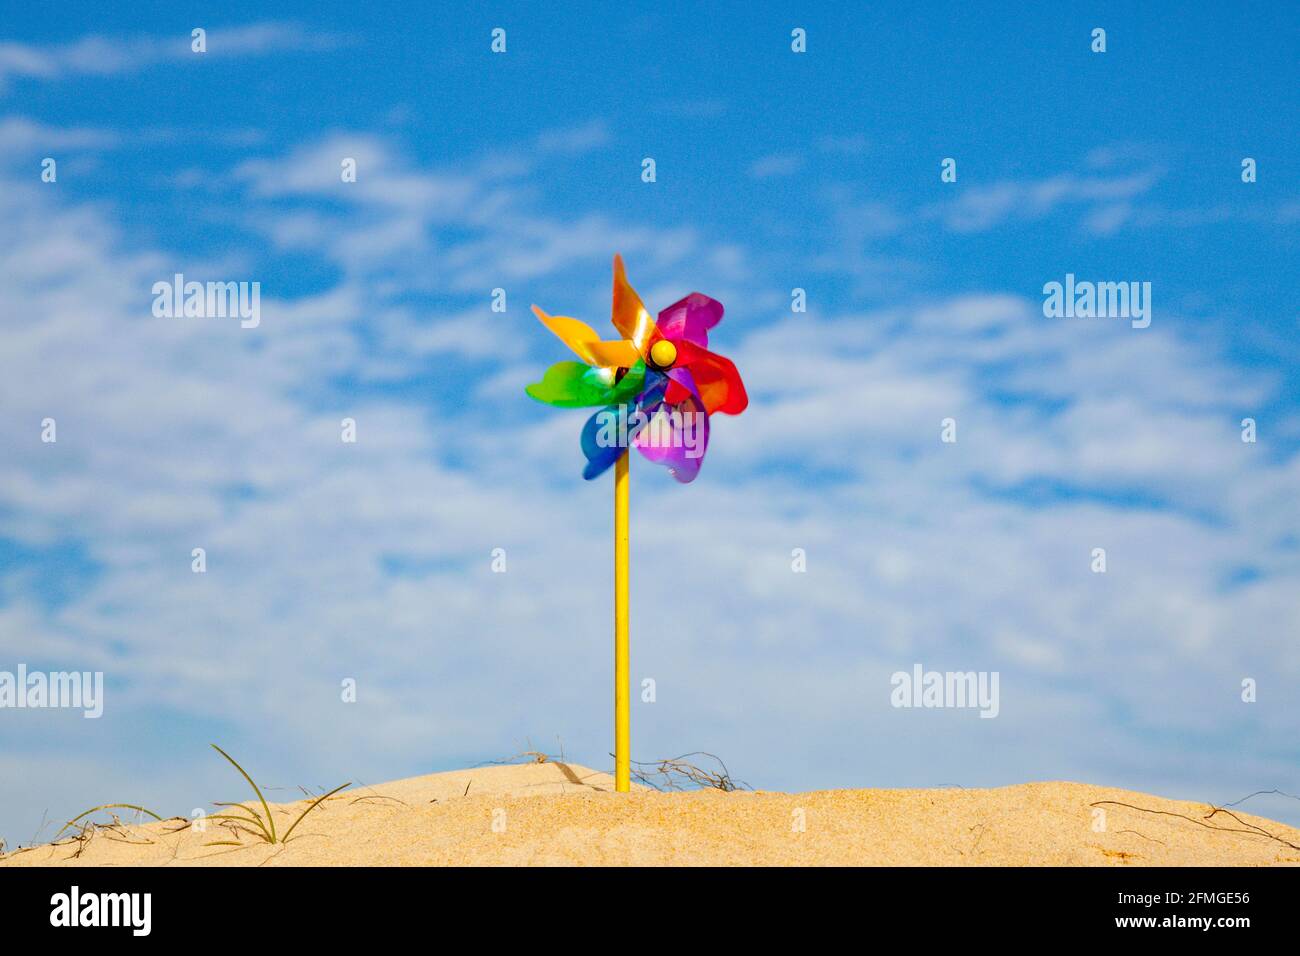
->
[4, 762, 1298, 866]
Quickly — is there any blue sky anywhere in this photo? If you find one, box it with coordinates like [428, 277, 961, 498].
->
[1, 3, 1298, 845]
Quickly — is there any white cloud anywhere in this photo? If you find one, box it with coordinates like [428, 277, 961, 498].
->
[0, 116, 118, 151]
[931, 170, 1161, 233]
[535, 121, 610, 155]
[748, 152, 805, 179]
[816, 134, 869, 156]
[0, 23, 344, 91]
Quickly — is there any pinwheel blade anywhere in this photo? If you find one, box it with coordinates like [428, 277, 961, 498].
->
[635, 368, 710, 483]
[579, 375, 667, 479]
[531, 305, 640, 369]
[611, 254, 659, 355]
[685, 348, 748, 415]
[526, 360, 648, 408]
[656, 293, 723, 348]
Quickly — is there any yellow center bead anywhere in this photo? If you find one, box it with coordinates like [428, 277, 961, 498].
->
[649, 339, 677, 369]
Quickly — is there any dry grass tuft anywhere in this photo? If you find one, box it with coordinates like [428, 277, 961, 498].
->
[631, 752, 748, 792]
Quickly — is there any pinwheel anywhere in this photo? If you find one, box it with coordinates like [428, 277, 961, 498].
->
[526, 255, 747, 790]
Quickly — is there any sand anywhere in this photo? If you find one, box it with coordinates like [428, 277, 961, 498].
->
[3, 761, 1298, 866]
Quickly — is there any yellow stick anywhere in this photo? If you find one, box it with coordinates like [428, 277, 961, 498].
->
[614, 449, 631, 792]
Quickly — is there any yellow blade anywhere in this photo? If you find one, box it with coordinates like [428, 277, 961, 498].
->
[531, 305, 639, 368]
[611, 254, 658, 355]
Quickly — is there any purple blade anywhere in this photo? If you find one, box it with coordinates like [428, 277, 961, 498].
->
[656, 293, 723, 348]
[634, 368, 710, 483]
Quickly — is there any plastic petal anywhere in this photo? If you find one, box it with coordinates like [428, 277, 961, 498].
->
[682, 347, 748, 415]
[531, 305, 640, 369]
[663, 371, 692, 405]
[656, 293, 723, 349]
[526, 360, 647, 408]
[634, 368, 710, 483]
[579, 374, 667, 480]
[611, 254, 659, 356]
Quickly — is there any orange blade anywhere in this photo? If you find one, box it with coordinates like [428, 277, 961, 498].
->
[531, 305, 640, 368]
[611, 254, 659, 355]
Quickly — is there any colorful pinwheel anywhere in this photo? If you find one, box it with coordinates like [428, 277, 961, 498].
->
[526, 255, 748, 483]
[526, 255, 748, 791]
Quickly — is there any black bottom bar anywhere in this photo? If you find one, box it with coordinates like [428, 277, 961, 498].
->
[0, 865, 1285, 940]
